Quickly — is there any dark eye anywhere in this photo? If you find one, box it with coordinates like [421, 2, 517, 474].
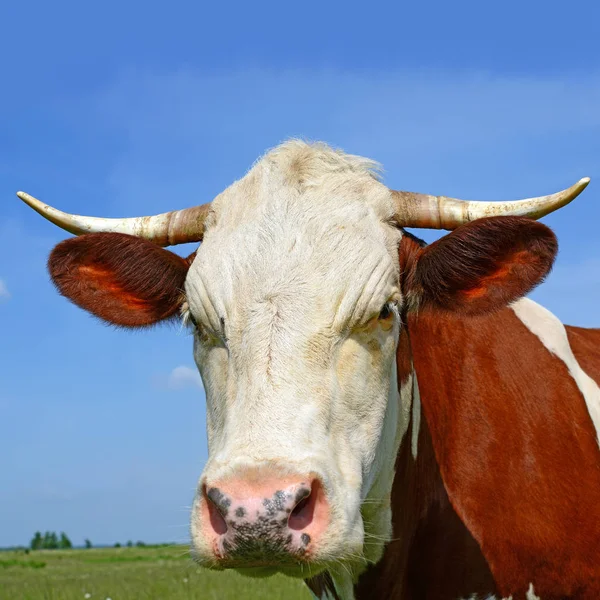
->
[187, 313, 198, 329]
[379, 303, 393, 320]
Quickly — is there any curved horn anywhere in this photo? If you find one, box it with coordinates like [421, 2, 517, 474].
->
[391, 177, 590, 230]
[16, 191, 211, 246]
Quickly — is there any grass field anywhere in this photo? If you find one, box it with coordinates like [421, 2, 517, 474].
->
[0, 545, 312, 600]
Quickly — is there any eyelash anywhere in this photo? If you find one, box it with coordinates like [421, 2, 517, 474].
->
[379, 303, 393, 320]
[187, 313, 229, 346]
[187, 313, 198, 330]
[379, 299, 399, 321]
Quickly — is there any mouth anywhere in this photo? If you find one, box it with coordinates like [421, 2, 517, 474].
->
[191, 548, 329, 578]
[232, 562, 327, 579]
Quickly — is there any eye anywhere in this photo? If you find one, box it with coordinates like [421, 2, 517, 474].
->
[186, 312, 198, 330]
[186, 311, 228, 347]
[378, 302, 394, 320]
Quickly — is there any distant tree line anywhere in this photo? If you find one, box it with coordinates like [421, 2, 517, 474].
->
[29, 533, 150, 550]
[30, 531, 72, 550]
[114, 541, 146, 548]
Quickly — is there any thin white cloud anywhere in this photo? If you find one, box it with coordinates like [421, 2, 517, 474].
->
[0, 278, 10, 301]
[168, 365, 202, 390]
[81, 67, 600, 221]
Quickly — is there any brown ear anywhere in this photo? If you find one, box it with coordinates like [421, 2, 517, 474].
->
[48, 232, 191, 327]
[402, 217, 558, 316]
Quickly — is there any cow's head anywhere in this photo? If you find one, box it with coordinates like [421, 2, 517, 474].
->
[19, 141, 588, 580]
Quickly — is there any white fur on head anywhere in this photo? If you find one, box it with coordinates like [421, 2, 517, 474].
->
[186, 141, 411, 576]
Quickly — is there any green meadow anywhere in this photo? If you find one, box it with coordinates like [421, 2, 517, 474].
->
[0, 545, 311, 600]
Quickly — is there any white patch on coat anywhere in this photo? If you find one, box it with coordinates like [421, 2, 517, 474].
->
[411, 370, 421, 459]
[186, 140, 410, 574]
[458, 585, 540, 600]
[512, 297, 600, 445]
[526, 583, 541, 600]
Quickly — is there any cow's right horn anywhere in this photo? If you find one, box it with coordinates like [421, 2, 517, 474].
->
[16, 191, 211, 247]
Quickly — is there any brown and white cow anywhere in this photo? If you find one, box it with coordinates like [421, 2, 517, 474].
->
[18, 141, 600, 599]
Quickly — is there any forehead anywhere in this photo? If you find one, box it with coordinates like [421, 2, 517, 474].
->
[187, 141, 402, 313]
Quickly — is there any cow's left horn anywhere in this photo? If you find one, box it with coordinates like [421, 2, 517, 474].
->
[391, 177, 590, 230]
[15, 191, 211, 246]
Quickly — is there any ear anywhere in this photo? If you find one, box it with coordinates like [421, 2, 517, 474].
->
[401, 217, 558, 316]
[48, 232, 193, 327]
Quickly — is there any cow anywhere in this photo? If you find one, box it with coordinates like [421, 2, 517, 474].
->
[17, 140, 600, 600]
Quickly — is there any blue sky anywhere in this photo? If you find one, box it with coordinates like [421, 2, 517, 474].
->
[1, 1, 600, 547]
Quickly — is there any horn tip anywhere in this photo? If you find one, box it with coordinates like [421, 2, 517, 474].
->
[16, 190, 38, 203]
[573, 177, 591, 195]
[16, 191, 39, 207]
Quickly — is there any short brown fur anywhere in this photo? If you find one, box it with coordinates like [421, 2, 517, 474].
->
[404, 216, 557, 315]
[48, 232, 190, 327]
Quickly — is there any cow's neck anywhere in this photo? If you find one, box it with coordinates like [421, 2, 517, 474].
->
[306, 321, 492, 600]
[354, 303, 600, 600]
[352, 321, 497, 600]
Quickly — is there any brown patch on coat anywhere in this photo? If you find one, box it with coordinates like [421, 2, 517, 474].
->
[395, 325, 412, 387]
[566, 325, 600, 387]
[407, 309, 600, 598]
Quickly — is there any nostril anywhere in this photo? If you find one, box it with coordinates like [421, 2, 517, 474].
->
[291, 494, 311, 517]
[204, 486, 228, 535]
[206, 487, 231, 515]
[288, 480, 321, 531]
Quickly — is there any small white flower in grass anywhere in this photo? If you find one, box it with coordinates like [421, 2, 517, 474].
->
[183, 578, 188, 583]
[84, 594, 91, 599]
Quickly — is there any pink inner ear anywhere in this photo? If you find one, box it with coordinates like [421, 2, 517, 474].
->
[460, 249, 542, 302]
[78, 264, 149, 310]
[460, 263, 515, 300]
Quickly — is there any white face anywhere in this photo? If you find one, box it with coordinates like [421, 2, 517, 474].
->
[185, 142, 408, 577]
